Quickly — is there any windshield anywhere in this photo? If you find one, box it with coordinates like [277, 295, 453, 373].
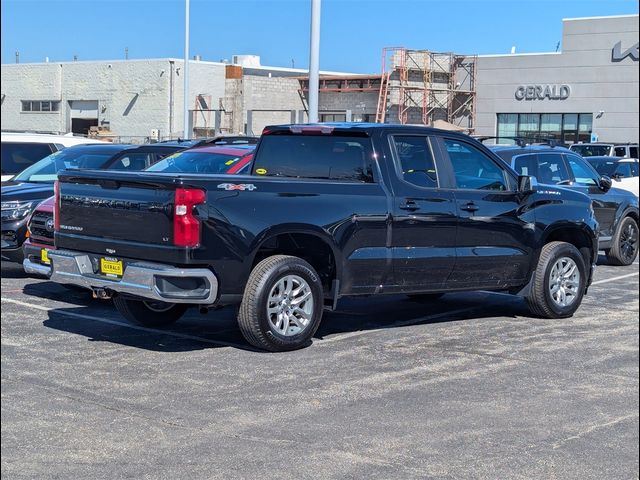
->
[570, 144, 610, 157]
[587, 160, 621, 176]
[146, 151, 247, 174]
[13, 149, 116, 183]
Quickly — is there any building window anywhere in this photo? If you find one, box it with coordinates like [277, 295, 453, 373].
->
[320, 113, 346, 122]
[21, 100, 61, 112]
[497, 113, 592, 145]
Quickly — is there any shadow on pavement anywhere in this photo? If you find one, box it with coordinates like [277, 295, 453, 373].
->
[39, 290, 530, 353]
[1, 261, 30, 279]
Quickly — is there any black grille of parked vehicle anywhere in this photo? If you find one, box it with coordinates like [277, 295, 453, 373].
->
[29, 211, 54, 245]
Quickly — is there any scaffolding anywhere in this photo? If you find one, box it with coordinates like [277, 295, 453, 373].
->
[375, 47, 477, 131]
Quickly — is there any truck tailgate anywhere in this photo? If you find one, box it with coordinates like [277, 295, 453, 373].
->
[55, 170, 206, 262]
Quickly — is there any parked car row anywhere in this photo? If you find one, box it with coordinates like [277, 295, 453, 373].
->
[2, 125, 638, 351]
[2, 137, 257, 263]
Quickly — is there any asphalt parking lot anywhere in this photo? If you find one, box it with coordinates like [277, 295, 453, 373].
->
[1, 257, 638, 479]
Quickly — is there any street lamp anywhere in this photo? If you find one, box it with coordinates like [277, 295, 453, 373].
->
[183, 0, 190, 138]
[308, 0, 321, 123]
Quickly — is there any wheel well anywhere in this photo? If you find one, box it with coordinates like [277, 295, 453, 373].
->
[544, 228, 593, 268]
[625, 210, 638, 225]
[253, 233, 337, 293]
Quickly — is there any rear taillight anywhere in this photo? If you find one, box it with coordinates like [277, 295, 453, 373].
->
[173, 188, 206, 247]
[53, 180, 60, 231]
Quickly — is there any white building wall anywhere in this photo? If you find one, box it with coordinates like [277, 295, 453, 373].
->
[1, 59, 227, 141]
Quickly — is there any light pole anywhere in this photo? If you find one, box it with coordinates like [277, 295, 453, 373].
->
[183, 0, 190, 138]
[308, 0, 321, 123]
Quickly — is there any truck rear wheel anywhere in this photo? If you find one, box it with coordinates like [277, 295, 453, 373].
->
[238, 255, 323, 352]
[606, 216, 639, 266]
[526, 241, 586, 319]
[113, 296, 188, 327]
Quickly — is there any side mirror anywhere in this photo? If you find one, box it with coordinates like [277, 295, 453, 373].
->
[518, 175, 538, 193]
[599, 175, 612, 192]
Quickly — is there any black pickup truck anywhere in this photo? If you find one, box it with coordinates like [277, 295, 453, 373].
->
[49, 124, 599, 351]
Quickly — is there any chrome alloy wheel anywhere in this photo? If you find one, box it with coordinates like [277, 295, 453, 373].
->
[619, 221, 639, 263]
[548, 257, 581, 308]
[267, 274, 314, 336]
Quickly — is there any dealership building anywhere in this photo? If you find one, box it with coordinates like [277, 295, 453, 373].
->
[1, 14, 638, 143]
[475, 14, 639, 144]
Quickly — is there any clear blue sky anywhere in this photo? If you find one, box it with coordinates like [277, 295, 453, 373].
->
[1, 0, 638, 72]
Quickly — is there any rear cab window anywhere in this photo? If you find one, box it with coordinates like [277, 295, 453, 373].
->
[391, 135, 438, 188]
[252, 133, 375, 182]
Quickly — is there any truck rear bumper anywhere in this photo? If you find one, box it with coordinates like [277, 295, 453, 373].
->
[49, 250, 218, 304]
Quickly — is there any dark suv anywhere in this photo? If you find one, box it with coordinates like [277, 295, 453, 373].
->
[492, 145, 639, 265]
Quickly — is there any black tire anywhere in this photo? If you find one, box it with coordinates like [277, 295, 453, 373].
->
[238, 255, 323, 352]
[606, 216, 639, 266]
[113, 296, 188, 327]
[407, 293, 445, 302]
[526, 241, 586, 319]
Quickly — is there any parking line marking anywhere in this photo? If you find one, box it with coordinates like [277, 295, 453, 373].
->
[591, 272, 639, 285]
[1, 297, 248, 349]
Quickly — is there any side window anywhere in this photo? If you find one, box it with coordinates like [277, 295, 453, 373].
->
[632, 161, 639, 177]
[392, 136, 438, 188]
[108, 153, 153, 171]
[614, 163, 632, 178]
[444, 139, 508, 191]
[0, 142, 54, 175]
[512, 154, 537, 177]
[614, 146, 627, 157]
[536, 153, 571, 185]
[566, 154, 599, 186]
[629, 147, 638, 159]
[252, 135, 374, 183]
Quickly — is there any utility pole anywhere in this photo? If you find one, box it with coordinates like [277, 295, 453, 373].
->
[15, 50, 19, 64]
[308, 0, 321, 123]
[183, 0, 191, 138]
[125, 47, 129, 60]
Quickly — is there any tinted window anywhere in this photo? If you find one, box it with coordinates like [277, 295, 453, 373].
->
[13, 149, 117, 183]
[632, 161, 639, 177]
[444, 139, 507, 191]
[536, 153, 570, 185]
[147, 151, 248, 174]
[1, 142, 54, 175]
[566, 155, 599, 186]
[569, 144, 610, 157]
[393, 136, 438, 188]
[252, 135, 374, 182]
[613, 163, 633, 178]
[588, 159, 619, 177]
[613, 146, 627, 157]
[108, 153, 153, 171]
[629, 147, 638, 159]
[512, 154, 536, 176]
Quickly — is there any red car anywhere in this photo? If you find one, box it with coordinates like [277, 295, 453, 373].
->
[22, 145, 256, 276]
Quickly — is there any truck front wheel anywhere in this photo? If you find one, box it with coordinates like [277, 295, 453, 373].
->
[526, 241, 586, 319]
[113, 296, 188, 327]
[238, 255, 324, 352]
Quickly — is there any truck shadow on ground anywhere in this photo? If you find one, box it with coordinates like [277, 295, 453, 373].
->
[39, 290, 529, 353]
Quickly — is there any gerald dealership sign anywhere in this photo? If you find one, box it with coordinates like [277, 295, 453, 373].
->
[515, 84, 571, 101]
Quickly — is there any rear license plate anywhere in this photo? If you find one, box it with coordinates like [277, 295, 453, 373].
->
[100, 257, 123, 277]
[40, 249, 50, 264]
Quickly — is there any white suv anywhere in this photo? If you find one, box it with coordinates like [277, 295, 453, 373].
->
[570, 142, 639, 160]
[1, 132, 105, 181]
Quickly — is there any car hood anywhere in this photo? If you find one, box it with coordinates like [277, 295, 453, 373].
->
[0, 182, 55, 203]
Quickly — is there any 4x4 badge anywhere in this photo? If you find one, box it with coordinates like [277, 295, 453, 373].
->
[217, 183, 257, 191]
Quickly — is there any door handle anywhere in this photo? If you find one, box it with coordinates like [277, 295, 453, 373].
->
[461, 202, 479, 212]
[399, 201, 420, 211]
